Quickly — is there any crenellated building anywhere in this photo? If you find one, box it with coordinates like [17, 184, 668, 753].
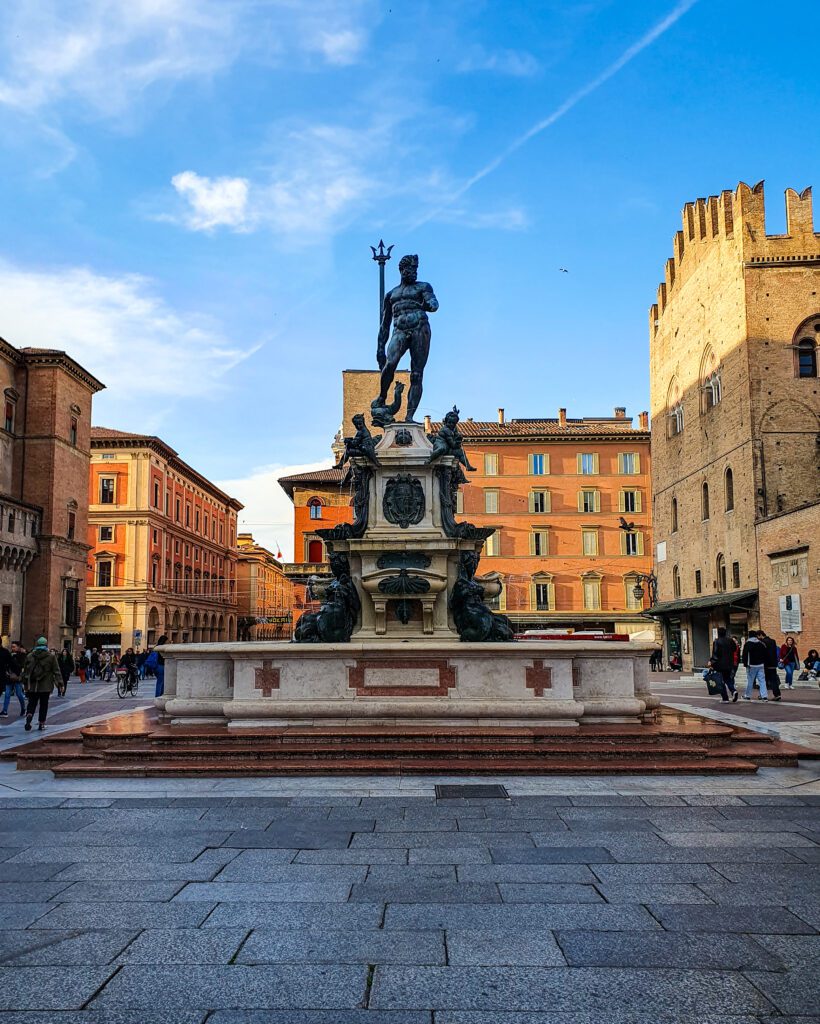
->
[648, 182, 820, 667]
[86, 428, 243, 650]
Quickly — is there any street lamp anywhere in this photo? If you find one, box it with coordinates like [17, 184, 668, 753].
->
[632, 572, 658, 606]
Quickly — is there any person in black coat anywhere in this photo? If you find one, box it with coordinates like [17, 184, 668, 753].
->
[711, 627, 738, 702]
[758, 629, 782, 701]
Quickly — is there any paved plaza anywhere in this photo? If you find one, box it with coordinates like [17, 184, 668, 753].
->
[0, 674, 818, 1020]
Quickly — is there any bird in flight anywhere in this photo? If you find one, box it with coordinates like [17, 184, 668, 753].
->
[559, 268, 569, 273]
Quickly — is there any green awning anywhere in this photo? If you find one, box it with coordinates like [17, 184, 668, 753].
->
[645, 588, 758, 617]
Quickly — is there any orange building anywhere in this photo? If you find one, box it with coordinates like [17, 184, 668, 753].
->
[281, 400, 653, 634]
[86, 428, 243, 649]
[236, 533, 294, 640]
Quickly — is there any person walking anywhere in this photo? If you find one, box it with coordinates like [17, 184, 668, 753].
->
[759, 629, 782, 702]
[741, 630, 768, 701]
[56, 648, 74, 697]
[711, 626, 738, 702]
[77, 650, 89, 685]
[90, 648, 100, 680]
[1, 642, 27, 718]
[154, 634, 168, 698]
[779, 637, 800, 689]
[21, 637, 61, 731]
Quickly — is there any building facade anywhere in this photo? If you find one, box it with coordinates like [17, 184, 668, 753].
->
[281, 388, 653, 635]
[648, 181, 820, 668]
[86, 428, 243, 650]
[236, 533, 294, 640]
[1, 337, 104, 649]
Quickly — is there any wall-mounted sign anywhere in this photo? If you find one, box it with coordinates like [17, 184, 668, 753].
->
[779, 594, 802, 633]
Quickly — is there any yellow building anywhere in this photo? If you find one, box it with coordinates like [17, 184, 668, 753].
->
[86, 428, 243, 650]
[236, 533, 294, 640]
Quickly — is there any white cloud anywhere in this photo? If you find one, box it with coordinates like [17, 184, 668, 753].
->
[457, 45, 540, 77]
[171, 171, 251, 231]
[313, 28, 366, 66]
[0, 259, 256, 427]
[218, 460, 335, 563]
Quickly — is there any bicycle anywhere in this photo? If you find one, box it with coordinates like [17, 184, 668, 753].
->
[116, 667, 139, 698]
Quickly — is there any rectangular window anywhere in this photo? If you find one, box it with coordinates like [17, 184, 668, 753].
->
[619, 490, 641, 513]
[195, 509, 200, 531]
[529, 453, 548, 475]
[97, 561, 113, 587]
[152, 529, 158, 544]
[484, 532, 500, 556]
[530, 530, 548, 556]
[579, 489, 600, 513]
[65, 586, 80, 627]
[99, 525, 113, 542]
[184, 544, 190, 558]
[165, 492, 170, 516]
[621, 531, 643, 556]
[625, 581, 641, 611]
[484, 490, 499, 514]
[534, 583, 551, 611]
[185, 504, 191, 527]
[529, 490, 549, 513]
[66, 511, 75, 540]
[151, 562, 158, 588]
[578, 453, 599, 475]
[618, 452, 640, 474]
[174, 540, 180, 554]
[153, 481, 160, 508]
[1, 603, 11, 636]
[3, 401, 13, 433]
[732, 561, 740, 589]
[695, 569, 702, 594]
[219, 523, 223, 543]
[583, 579, 601, 610]
[455, 491, 464, 514]
[582, 529, 598, 556]
[7, 513, 14, 533]
[175, 499, 181, 522]
[484, 453, 498, 476]
[69, 417, 78, 446]
[99, 477, 115, 504]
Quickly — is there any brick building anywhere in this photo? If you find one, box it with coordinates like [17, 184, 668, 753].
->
[280, 372, 653, 634]
[86, 428, 243, 650]
[236, 533, 294, 640]
[1, 337, 104, 649]
[648, 181, 820, 668]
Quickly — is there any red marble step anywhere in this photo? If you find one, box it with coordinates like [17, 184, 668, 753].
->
[50, 755, 760, 777]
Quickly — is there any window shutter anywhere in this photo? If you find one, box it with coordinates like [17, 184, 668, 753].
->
[577, 490, 584, 512]
[528, 491, 535, 513]
[593, 453, 600, 474]
[634, 453, 641, 473]
[594, 490, 601, 513]
[544, 490, 551, 512]
[618, 490, 625, 513]
[618, 453, 624, 474]
[576, 454, 583, 474]
[619, 531, 626, 555]
[635, 490, 642, 513]
[543, 454, 550, 474]
[529, 532, 536, 556]
[529, 583, 536, 610]
[548, 581, 556, 611]
[637, 532, 644, 555]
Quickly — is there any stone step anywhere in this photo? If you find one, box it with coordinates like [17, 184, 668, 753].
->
[50, 755, 760, 777]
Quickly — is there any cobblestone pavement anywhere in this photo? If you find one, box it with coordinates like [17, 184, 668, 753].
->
[0, 789, 817, 1020]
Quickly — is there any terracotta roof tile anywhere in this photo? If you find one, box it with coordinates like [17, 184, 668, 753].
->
[430, 419, 646, 438]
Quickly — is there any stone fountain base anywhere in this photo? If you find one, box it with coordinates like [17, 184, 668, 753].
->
[158, 639, 658, 729]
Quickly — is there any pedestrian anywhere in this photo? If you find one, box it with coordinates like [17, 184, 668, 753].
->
[801, 649, 820, 681]
[778, 636, 800, 689]
[137, 649, 148, 679]
[90, 648, 100, 680]
[759, 629, 782, 702]
[101, 651, 112, 680]
[741, 630, 768, 701]
[1, 642, 27, 718]
[669, 652, 682, 671]
[21, 636, 61, 731]
[77, 650, 89, 684]
[730, 635, 740, 687]
[56, 648, 74, 697]
[153, 634, 168, 697]
[711, 626, 738, 702]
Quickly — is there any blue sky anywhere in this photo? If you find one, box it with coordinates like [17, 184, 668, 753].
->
[1, 0, 818, 558]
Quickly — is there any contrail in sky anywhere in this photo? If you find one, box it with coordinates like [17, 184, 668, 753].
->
[411, 0, 699, 230]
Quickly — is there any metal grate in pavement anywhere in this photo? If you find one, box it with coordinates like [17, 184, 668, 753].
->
[435, 784, 509, 800]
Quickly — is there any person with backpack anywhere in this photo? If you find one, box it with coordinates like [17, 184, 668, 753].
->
[741, 630, 769, 701]
[759, 629, 782, 702]
[710, 627, 738, 702]
[1, 642, 27, 719]
[21, 637, 61, 731]
[57, 649, 74, 697]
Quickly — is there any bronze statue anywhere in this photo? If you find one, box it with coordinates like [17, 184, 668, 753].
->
[370, 381, 405, 428]
[450, 550, 515, 642]
[427, 406, 476, 471]
[339, 414, 381, 468]
[376, 254, 438, 422]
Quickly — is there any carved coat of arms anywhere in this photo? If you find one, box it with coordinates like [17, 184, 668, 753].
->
[383, 473, 425, 529]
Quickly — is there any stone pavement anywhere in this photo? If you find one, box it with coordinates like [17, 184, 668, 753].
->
[0, 787, 817, 1021]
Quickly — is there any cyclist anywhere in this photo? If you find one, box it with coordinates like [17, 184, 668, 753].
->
[120, 648, 139, 691]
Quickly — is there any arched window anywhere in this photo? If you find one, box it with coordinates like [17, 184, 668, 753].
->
[701, 481, 710, 521]
[670, 402, 684, 436]
[671, 497, 678, 533]
[716, 553, 727, 593]
[672, 565, 681, 599]
[724, 467, 734, 512]
[666, 378, 684, 437]
[700, 346, 721, 411]
[797, 338, 817, 378]
[307, 497, 323, 520]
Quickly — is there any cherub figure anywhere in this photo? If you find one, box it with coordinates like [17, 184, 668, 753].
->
[340, 414, 381, 468]
[370, 381, 405, 428]
[426, 406, 476, 471]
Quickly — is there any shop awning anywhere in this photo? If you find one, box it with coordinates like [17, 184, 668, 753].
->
[645, 589, 758, 617]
